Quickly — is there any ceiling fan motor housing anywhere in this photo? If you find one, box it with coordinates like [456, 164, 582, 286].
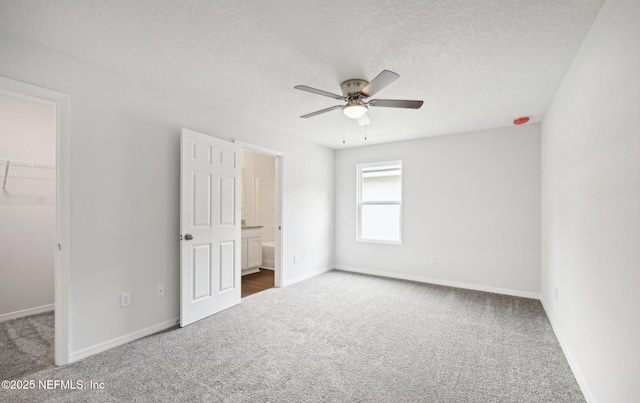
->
[340, 79, 369, 99]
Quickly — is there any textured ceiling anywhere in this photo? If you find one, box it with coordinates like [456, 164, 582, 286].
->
[0, 0, 603, 149]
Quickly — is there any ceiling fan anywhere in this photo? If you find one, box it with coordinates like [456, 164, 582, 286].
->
[294, 70, 423, 126]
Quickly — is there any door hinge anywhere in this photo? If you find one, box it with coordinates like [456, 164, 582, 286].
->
[57, 243, 61, 251]
[179, 234, 183, 241]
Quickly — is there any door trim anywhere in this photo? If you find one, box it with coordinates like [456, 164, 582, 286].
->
[0, 76, 71, 365]
[234, 141, 284, 288]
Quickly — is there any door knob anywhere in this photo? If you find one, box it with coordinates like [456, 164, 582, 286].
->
[184, 233, 193, 241]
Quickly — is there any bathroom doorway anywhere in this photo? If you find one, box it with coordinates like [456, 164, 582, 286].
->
[237, 142, 283, 298]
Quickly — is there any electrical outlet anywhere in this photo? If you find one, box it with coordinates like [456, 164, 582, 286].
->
[430, 256, 437, 264]
[120, 292, 131, 307]
[157, 284, 165, 297]
[293, 255, 299, 263]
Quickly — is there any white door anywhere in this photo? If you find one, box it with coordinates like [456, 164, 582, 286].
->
[180, 128, 241, 327]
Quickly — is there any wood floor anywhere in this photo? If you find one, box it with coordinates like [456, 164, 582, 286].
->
[241, 269, 274, 298]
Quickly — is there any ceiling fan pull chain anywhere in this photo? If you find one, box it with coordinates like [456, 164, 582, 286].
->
[364, 124, 367, 141]
[342, 117, 346, 144]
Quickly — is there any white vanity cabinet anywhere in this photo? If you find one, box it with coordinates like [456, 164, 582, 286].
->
[241, 238, 248, 271]
[241, 226, 262, 275]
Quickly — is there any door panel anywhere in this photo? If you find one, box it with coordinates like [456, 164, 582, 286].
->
[193, 173, 212, 227]
[192, 244, 212, 301]
[181, 128, 241, 327]
[192, 141, 212, 163]
[220, 148, 236, 168]
[219, 176, 235, 225]
[219, 241, 235, 291]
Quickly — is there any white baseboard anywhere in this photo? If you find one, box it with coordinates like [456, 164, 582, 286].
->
[282, 266, 333, 287]
[69, 317, 178, 363]
[539, 298, 595, 403]
[335, 265, 541, 300]
[262, 259, 274, 268]
[260, 266, 275, 271]
[0, 304, 54, 323]
[241, 268, 260, 276]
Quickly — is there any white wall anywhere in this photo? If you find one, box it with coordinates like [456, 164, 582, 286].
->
[0, 92, 56, 317]
[0, 31, 334, 356]
[541, 0, 640, 401]
[335, 125, 541, 296]
[241, 150, 276, 242]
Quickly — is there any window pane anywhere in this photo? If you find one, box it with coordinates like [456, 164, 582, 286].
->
[362, 174, 401, 202]
[361, 204, 400, 242]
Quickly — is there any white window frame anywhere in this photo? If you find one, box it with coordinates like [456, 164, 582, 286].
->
[356, 160, 402, 245]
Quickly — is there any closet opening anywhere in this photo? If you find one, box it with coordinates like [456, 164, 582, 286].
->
[0, 89, 56, 377]
[0, 76, 70, 366]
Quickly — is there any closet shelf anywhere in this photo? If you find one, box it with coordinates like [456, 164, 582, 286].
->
[1, 159, 55, 190]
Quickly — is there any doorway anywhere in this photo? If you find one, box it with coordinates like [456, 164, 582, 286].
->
[0, 76, 70, 366]
[0, 89, 55, 378]
[238, 142, 283, 297]
[179, 132, 284, 326]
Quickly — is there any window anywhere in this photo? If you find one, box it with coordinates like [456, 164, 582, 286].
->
[357, 161, 402, 244]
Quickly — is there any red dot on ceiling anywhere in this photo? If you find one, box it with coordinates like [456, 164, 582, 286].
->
[513, 117, 530, 125]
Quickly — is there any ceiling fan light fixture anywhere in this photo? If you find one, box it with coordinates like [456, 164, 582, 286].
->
[343, 100, 368, 119]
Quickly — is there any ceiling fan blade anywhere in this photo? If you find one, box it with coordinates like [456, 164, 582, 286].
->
[369, 99, 424, 109]
[360, 70, 400, 97]
[300, 105, 343, 118]
[357, 114, 370, 126]
[294, 85, 344, 100]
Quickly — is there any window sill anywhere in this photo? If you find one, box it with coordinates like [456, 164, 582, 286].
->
[356, 239, 402, 246]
